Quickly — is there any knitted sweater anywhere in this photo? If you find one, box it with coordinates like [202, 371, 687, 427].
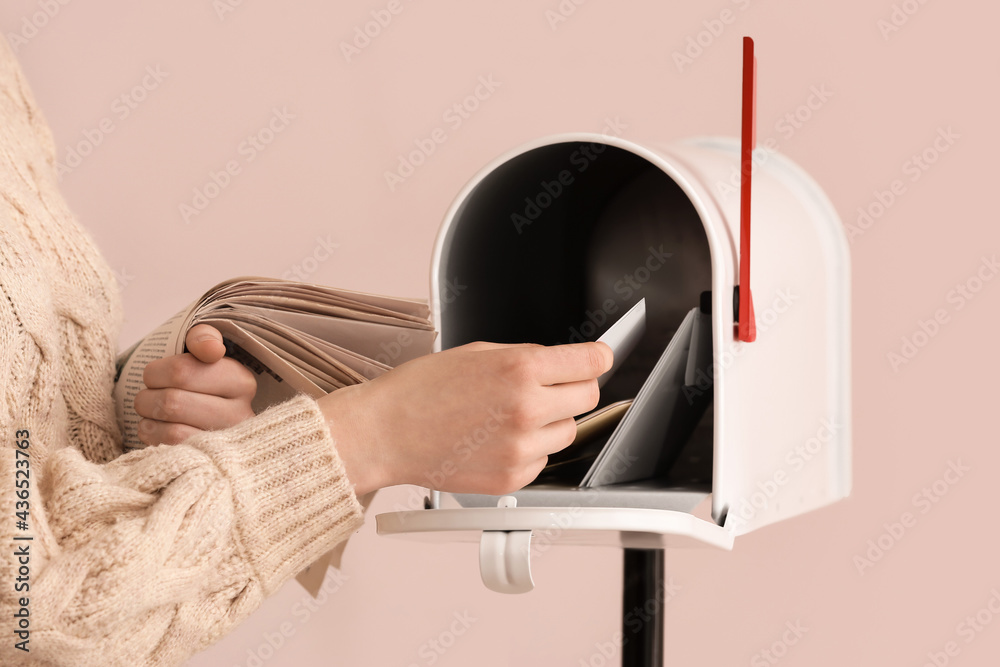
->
[0, 37, 366, 666]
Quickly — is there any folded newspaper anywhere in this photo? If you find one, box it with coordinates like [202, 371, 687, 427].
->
[112, 276, 437, 594]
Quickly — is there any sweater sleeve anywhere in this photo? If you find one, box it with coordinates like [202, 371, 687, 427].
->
[0, 394, 366, 667]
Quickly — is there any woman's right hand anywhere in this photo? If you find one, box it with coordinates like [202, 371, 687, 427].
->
[317, 340, 613, 497]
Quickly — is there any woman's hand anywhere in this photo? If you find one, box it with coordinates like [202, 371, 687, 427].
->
[134, 324, 257, 446]
[319, 341, 613, 497]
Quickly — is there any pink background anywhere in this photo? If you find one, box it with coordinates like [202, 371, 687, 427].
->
[2, 1, 998, 665]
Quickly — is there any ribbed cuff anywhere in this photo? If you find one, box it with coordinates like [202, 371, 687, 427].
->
[193, 394, 366, 594]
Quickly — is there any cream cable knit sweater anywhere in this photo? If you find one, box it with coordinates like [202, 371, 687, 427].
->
[0, 38, 366, 666]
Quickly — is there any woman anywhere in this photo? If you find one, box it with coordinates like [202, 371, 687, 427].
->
[0, 35, 610, 666]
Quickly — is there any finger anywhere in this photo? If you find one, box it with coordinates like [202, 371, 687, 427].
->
[530, 342, 614, 386]
[185, 324, 227, 364]
[515, 455, 551, 491]
[134, 387, 255, 431]
[535, 416, 581, 455]
[459, 341, 543, 352]
[137, 418, 202, 447]
[143, 355, 257, 398]
[538, 378, 602, 422]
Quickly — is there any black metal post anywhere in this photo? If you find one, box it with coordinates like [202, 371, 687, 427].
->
[622, 548, 664, 666]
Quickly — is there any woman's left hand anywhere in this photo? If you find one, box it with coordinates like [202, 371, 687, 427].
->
[133, 324, 257, 446]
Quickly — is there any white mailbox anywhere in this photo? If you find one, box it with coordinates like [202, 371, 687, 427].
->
[376, 131, 851, 594]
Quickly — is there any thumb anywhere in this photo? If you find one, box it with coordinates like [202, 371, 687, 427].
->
[185, 324, 227, 363]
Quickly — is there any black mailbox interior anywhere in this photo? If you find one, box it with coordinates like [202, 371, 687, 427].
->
[438, 141, 715, 488]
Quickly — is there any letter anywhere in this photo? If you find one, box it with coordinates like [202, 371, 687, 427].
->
[945, 288, 964, 310]
[351, 25, 371, 48]
[912, 490, 932, 514]
[775, 117, 794, 140]
[948, 459, 970, 477]
[214, 0, 236, 20]
[237, 139, 256, 162]
[874, 187, 896, 210]
[937, 125, 959, 146]
[918, 317, 939, 338]
[265, 630, 285, 650]
[717, 179, 738, 199]
[442, 108, 462, 130]
[865, 539, 885, 562]
[15, 640, 29, 652]
[648, 243, 673, 265]
[542, 179, 563, 199]
[570, 149, 591, 172]
[558, 169, 574, 185]
[178, 202, 199, 224]
[602, 116, 628, 136]
[546, 10, 566, 30]
[388, 0, 402, 14]
[785, 450, 805, 472]
[612, 278, 633, 301]
[477, 73, 501, 94]
[371, 7, 392, 26]
[395, 154, 415, 178]
[981, 254, 1000, 277]
[902, 158, 922, 182]
[925, 649, 950, 666]
[425, 468, 446, 488]
[210, 168, 231, 189]
[455, 610, 476, 629]
[683, 35, 703, 60]
[415, 135, 437, 157]
[511, 212, 532, 234]
[341, 41, 362, 62]
[585, 308, 607, 328]
[703, 17, 724, 36]
[430, 127, 447, 144]
[623, 609, 642, 635]
[885, 519, 906, 540]
[523, 196, 541, 220]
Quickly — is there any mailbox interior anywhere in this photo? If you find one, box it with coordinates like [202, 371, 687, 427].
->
[436, 141, 719, 513]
